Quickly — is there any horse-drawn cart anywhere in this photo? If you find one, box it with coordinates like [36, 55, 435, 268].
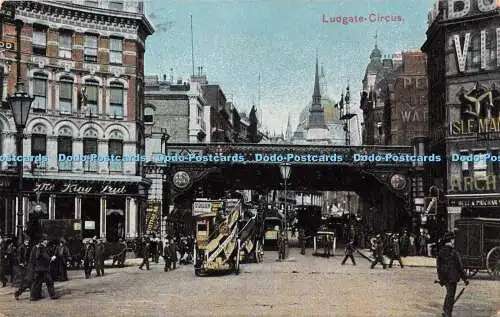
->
[455, 217, 500, 279]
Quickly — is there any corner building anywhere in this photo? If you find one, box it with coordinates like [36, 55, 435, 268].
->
[0, 0, 153, 240]
[422, 0, 500, 231]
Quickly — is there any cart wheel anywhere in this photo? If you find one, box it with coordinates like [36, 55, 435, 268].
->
[486, 246, 500, 279]
[235, 239, 241, 275]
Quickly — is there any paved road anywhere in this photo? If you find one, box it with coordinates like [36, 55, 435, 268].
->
[0, 248, 498, 317]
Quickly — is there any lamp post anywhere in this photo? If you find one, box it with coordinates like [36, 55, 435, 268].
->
[279, 163, 291, 258]
[8, 17, 33, 245]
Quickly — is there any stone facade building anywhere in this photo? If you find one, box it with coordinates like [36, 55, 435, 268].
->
[422, 0, 500, 230]
[0, 0, 153, 240]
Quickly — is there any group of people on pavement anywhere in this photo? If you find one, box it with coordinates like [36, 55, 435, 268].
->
[137, 234, 194, 272]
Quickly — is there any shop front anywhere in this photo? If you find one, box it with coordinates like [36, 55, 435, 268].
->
[0, 174, 19, 236]
[24, 179, 149, 241]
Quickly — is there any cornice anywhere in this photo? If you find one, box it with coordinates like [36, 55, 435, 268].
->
[15, 1, 153, 42]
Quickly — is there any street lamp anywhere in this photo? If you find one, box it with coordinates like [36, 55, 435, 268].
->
[279, 163, 291, 258]
[9, 83, 34, 244]
[8, 16, 34, 245]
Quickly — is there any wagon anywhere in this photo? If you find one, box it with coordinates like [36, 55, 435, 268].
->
[455, 217, 500, 279]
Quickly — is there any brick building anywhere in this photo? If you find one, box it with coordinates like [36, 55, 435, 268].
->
[422, 0, 500, 231]
[0, 0, 153, 240]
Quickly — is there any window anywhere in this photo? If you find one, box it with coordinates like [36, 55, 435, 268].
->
[108, 139, 123, 172]
[109, 38, 123, 65]
[32, 73, 48, 111]
[83, 136, 98, 172]
[144, 106, 154, 123]
[57, 136, 72, 171]
[84, 0, 98, 7]
[31, 134, 47, 169]
[32, 27, 46, 56]
[84, 80, 99, 116]
[109, 82, 124, 118]
[59, 77, 73, 114]
[84, 35, 98, 63]
[109, 1, 124, 10]
[473, 152, 487, 178]
[58, 32, 72, 58]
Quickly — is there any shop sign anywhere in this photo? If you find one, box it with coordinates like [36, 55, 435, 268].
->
[0, 40, 15, 51]
[448, 174, 497, 192]
[146, 201, 161, 233]
[449, 199, 500, 207]
[33, 182, 129, 194]
[173, 171, 190, 189]
[449, 85, 500, 136]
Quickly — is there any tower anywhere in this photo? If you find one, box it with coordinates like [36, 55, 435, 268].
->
[306, 54, 329, 141]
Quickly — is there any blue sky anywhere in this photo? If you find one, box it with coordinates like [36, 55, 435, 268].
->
[144, 0, 435, 142]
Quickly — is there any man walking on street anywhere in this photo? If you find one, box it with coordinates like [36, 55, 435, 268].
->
[388, 234, 404, 268]
[437, 231, 468, 317]
[163, 240, 170, 272]
[341, 240, 356, 265]
[139, 237, 150, 270]
[54, 239, 70, 281]
[0, 236, 8, 287]
[370, 234, 387, 269]
[94, 239, 105, 276]
[169, 239, 177, 270]
[14, 239, 32, 300]
[83, 239, 95, 279]
[31, 237, 58, 301]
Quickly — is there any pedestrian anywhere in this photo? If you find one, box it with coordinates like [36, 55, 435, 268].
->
[370, 234, 387, 269]
[150, 235, 158, 264]
[30, 237, 58, 301]
[163, 240, 170, 272]
[169, 239, 177, 270]
[0, 236, 7, 287]
[14, 239, 32, 300]
[54, 239, 70, 281]
[388, 234, 404, 268]
[341, 240, 356, 265]
[94, 239, 105, 277]
[83, 239, 95, 279]
[436, 231, 468, 317]
[299, 228, 306, 255]
[139, 237, 150, 270]
[113, 238, 127, 267]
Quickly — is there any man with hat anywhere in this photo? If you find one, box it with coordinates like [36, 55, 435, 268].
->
[83, 239, 95, 279]
[94, 238, 105, 277]
[14, 238, 31, 300]
[388, 233, 404, 268]
[370, 234, 387, 269]
[436, 231, 468, 317]
[30, 235, 57, 300]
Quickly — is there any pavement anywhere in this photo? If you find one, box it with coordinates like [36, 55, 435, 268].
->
[0, 248, 497, 317]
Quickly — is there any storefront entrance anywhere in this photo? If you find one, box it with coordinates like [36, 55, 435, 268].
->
[55, 196, 75, 219]
[106, 198, 125, 242]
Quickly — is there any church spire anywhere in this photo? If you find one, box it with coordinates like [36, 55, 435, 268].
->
[313, 53, 321, 104]
[285, 112, 292, 140]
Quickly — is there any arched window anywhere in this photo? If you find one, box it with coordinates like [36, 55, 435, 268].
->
[109, 82, 124, 118]
[83, 128, 98, 172]
[31, 124, 47, 168]
[108, 130, 123, 172]
[144, 105, 155, 124]
[57, 126, 73, 171]
[33, 73, 48, 112]
[84, 79, 99, 116]
[59, 76, 73, 114]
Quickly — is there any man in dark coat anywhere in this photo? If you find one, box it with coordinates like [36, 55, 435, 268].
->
[94, 239, 105, 276]
[31, 237, 57, 300]
[0, 237, 7, 287]
[14, 239, 32, 300]
[388, 234, 404, 268]
[341, 240, 356, 265]
[437, 232, 468, 317]
[83, 239, 95, 279]
[163, 240, 171, 272]
[370, 235, 387, 269]
[169, 239, 177, 270]
[54, 239, 70, 281]
[112, 238, 127, 267]
[150, 237, 158, 263]
[139, 237, 150, 270]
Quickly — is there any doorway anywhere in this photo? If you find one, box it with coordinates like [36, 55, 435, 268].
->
[106, 198, 125, 242]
